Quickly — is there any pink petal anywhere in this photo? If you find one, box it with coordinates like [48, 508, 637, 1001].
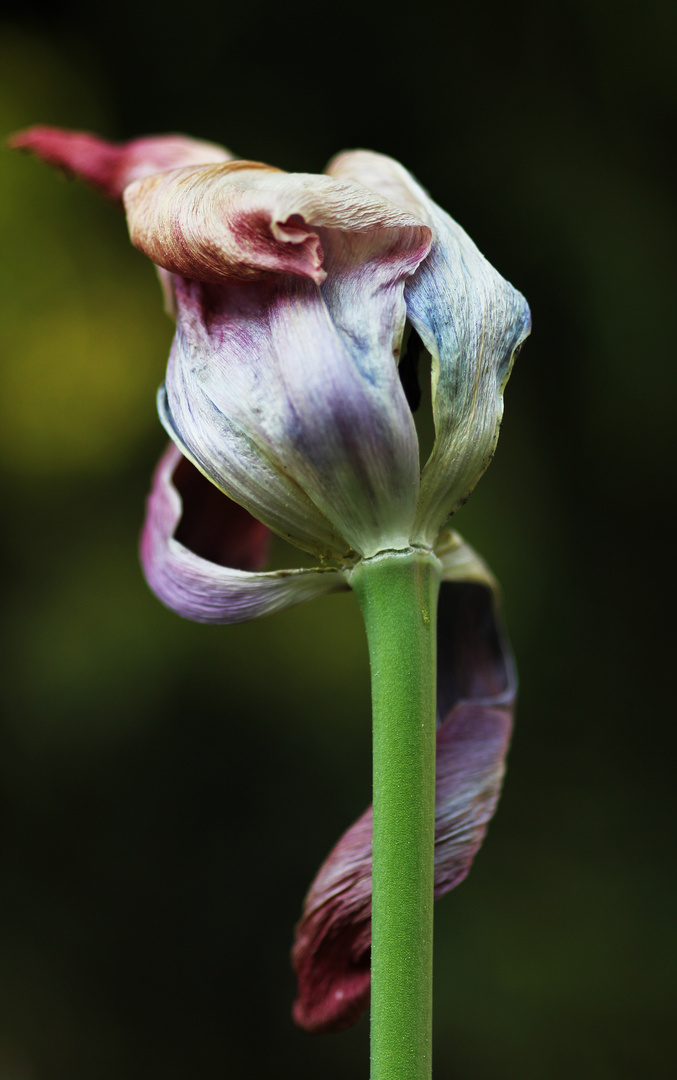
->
[9, 126, 231, 200]
[291, 808, 373, 1034]
[291, 580, 515, 1033]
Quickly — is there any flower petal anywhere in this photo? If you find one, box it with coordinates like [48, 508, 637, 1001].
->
[140, 442, 348, 624]
[10, 126, 232, 201]
[292, 806, 373, 1034]
[328, 151, 532, 545]
[291, 563, 515, 1032]
[159, 211, 430, 558]
[123, 162, 430, 285]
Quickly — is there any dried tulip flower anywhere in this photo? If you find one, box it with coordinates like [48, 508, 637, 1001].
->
[13, 126, 530, 1080]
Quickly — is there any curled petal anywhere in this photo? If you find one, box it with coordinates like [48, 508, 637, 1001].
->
[292, 571, 515, 1032]
[292, 808, 373, 1034]
[292, 706, 513, 1033]
[10, 126, 231, 201]
[158, 360, 350, 561]
[124, 161, 430, 286]
[433, 702, 511, 895]
[140, 442, 348, 624]
[328, 150, 531, 545]
[408, 231, 530, 545]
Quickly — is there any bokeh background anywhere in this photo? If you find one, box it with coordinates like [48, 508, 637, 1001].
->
[1, 2, 675, 1077]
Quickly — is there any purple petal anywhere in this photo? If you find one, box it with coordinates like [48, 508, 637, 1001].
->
[161, 248, 426, 559]
[140, 442, 347, 624]
[291, 579, 515, 1033]
[432, 701, 512, 898]
[132, 153, 431, 559]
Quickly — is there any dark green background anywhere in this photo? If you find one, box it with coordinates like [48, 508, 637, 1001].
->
[1, 2, 675, 1077]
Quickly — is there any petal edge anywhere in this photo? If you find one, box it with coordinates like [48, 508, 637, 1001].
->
[140, 443, 348, 624]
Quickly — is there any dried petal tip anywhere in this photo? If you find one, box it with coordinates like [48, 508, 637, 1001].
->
[291, 810, 373, 1033]
[9, 126, 231, 201]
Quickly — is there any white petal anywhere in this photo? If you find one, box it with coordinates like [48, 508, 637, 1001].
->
[328, 151, 531, 545]
[161, 230, 429, 558]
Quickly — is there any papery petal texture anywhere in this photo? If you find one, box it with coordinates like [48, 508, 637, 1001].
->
[292, 550, 515, 1033]
[124, 162, 429, 285]
[329, 151, 532, 545]
[154, 168, 432, 558]
[10, 126, 232, 201]
[141, 442, 348, 624]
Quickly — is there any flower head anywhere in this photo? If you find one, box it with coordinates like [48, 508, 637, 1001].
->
[13, 127, 530, 567]
[13, 126, 529, 1031]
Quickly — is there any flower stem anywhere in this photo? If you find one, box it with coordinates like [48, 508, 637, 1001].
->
[350, 548, 441, 1080]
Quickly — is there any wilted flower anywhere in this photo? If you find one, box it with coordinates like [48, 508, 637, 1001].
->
[13, 127, 530, 562]
[13, 127, 529, 1031]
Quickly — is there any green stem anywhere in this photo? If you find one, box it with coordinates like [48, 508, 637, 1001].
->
[350, 548, 441, 1080]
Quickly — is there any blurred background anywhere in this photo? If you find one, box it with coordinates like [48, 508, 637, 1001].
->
[0, 1, 675, 1077]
